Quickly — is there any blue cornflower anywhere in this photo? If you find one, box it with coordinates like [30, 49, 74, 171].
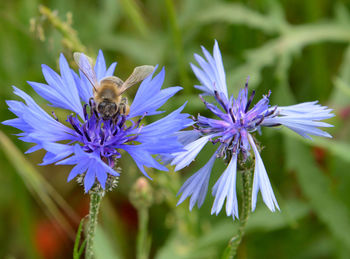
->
[172, 41, 334, 218]
[3, 50, 191, 192]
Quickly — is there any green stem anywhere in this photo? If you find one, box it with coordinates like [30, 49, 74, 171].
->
[136, 207, 149, 259]
[223, 169, 253, 259]
[38, 5, 87, 53]
[165, 0, 190, 94]
[85, 189, 104, 259]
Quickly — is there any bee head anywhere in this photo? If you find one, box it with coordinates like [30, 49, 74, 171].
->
[97, 100, 117, 120]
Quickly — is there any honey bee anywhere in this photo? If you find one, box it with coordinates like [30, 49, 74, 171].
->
[74, 52, 154, 120]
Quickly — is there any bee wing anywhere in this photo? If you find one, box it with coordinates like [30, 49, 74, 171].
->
[100, 76, 124, 88]
[73, 52, 98, 90]
[119, 65, 155, 94]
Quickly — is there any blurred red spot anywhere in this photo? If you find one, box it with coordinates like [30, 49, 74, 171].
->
[339, 106, 350, 120]
[119, 201, 138, 232]
[76, 196, 90, 218]
[312, 146, 326, 167]
[35, 219, 66, 259]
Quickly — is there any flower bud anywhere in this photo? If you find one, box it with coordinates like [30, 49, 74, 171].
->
[129, 177, 153, 209]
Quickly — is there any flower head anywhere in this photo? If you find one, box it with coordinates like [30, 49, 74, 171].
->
[172, 41, 334, 218]
[3, 50, 191, 192]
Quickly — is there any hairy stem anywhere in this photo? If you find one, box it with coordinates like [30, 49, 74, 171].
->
[137, 207, 150, 259]
[85, 189, 104, 259]
[223, 169, 253, 259]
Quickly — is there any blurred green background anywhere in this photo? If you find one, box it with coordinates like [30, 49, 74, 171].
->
[1, 0, 350, 258]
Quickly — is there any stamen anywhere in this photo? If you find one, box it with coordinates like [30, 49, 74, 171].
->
[214, 90, 228, 112]
[264, 106, 277, 117]
[83, 124, 91, 142]
[83, 104, 89, 120]
[135, 112, 147, 129]
[255, 116, 265, 127]
[229, 108, 236, 123]
[127, 135, 138, 142]
[89, 98, 94, 116]
[118, 115, 127, 128]
[211, 138, 221, 144]
[245, 90, 255, 113]
[112, 126, 120, 136]
[199, 95, 206, 103]
[217, 144, 226, 158]
[51, 111, 59, 121]
[93, 108, 99, 119]
[199, 128, 215, 134]
[245, 76, 250, 89]
[267, 123, 282, 127]
[100, 129, 105, 145]
[68, 115, 83, 135]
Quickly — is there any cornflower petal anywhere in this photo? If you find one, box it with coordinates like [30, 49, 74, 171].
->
[192, 40, 228, 98]
[94, 49, 118, 81]
[3, 87, 74, 145]
[135, 103, 193, 144]
[36, 54, 83, 118]
[211, 153, 238, 218]
[171, 135, 212, 171]
[56, 145, 119, 192]
[262, 101, 334, 139]
[123, 145, 168, 179]
[40, 143, 74, 165]
[159, 130, 201, 164]
[74, 70, 93, 103]
[248, 134, 279, 212]
[95, 49, 107, 80]
[175, 130, 201, 145]
[129, 67, 182, 118]
[84, 165, 96, 192]
[177, 152, 217, 210]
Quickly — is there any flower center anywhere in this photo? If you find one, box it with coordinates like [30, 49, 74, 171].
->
[195, 88, 275, 160]
[67, 101, 142, 165]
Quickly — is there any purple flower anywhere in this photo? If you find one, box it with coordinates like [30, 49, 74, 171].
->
[172, 41, 334, 218]
[3, 50, 191, 192]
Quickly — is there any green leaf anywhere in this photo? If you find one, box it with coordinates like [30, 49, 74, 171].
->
[157, 199, 310, 259]
[334, 77, 350, 98]
[118, 0, 150, 37]
[93, 225, 122, 259]
[285, 137, 350, 248]
[196, 199, 310, 249]
[100, 33, 165, 64]
[78, 239, 87, 258]
[196, 3, 287, 34]
[282, 129, 350, 164]
[73, 217, 86, 259]
[227, 23, 350, 90]
[330, 45, 350, 106]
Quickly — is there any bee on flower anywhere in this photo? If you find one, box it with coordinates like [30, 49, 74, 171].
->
[3, 50, 192, 193]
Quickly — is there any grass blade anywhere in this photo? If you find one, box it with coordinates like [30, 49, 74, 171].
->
[0, 130, 76, 239]
[73, 217, 87, 259]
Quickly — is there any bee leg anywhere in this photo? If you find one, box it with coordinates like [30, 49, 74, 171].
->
[89, 97, 95, 107]
[119, 97, 129, 115]
[112, 110, 120, 124]
[89, 97, 99, 118]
